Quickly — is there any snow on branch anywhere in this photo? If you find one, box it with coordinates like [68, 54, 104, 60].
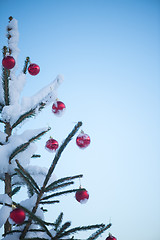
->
[21, 74, 63, 114]
[0, 194, 12, 228]
[7, 17, 19, 64]
[7, 18, 27, 106]
[1, 75, 63, 128]
[0, 127, 50, 178]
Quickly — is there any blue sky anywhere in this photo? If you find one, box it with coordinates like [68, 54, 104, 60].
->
[0, 0, 160, 239]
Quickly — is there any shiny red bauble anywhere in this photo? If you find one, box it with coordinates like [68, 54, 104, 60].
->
[45, 138, 59, 152]
[76, 132, 91, 149]
[10, 208, 26, 224]
[52, 101, 66, 116]
[75, 188, 89, 204]
[2, 56, 16, 69]
[28, 63, 40, 75]
[106, 233, 117, 240]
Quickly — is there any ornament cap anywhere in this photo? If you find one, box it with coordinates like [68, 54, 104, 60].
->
[106, 233, 117, 240]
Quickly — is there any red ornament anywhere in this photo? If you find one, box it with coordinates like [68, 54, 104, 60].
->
[2, 56, 15, 69]
[76, 131, 91, 149]
[10, 208, 26, 224]
[75, 188, 89, 204]
[45, 138, 59, 152]
[28, 63, 40, 75]
[106, 233, 117, 240]
[52, 101, 66, 116]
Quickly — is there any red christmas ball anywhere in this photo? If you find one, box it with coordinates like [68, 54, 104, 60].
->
[28, 63, 40, 75]
[2, 56, 15, 69]
[75, 188, 89, 204]
[76, 132, 91, 149]
[106, 233, 117, 240]
[52, 101, 66, 116]
[10, 208, 26, 224]
[45, 138, 59, 152]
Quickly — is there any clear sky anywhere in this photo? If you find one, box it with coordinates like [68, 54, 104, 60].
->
[0, 0, 160, 240]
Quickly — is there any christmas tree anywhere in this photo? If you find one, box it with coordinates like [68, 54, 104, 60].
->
[0, 17, 114, 240]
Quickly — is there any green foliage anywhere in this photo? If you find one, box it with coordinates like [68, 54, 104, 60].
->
[45, 174, 83, 192]
[12, 103, 47, 129]
[41, 188, 85, 201]
[54, 224, 105, 239]
[0, 104, 4, 113]
[87, 223, 112, 240]
[15, 160, 40, 194]
[23, 238, 49, 240]
[2, 67, 10, 106]
[12, 108, 37, 129]
[42, 122, 82, 191]
[56, 221, 71, 238]
[12, 202, 54, 239]
[39, 200, 59, 205]
[23, 57, 30, 74]
[10, 186, 21, 196]
[9, 128, 50, 164]
[31, 154, 41, 158]
[54, 212, 63, 231]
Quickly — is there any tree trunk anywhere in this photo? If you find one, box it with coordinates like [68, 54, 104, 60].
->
[4, 123, 12, 234]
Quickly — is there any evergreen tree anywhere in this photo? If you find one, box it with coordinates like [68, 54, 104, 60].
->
[0, 17, 112, 240]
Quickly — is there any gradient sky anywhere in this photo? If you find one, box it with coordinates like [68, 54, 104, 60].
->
[0, 1, 160, 240]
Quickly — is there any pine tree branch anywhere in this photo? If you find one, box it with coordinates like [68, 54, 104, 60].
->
[0, 118, 5, 123]
[15, 160, 40, 193]
[31, 154, 41, 158]
[24, 238, 49, 240]
[56, 222, 71, 238]
[9, 128, 50, 163]
[10, 186, 21, 196]
[15, 167, 39, 194]
[39, 220, 56, 227]
[2, 229, 22, 237]
[54, 224, 105, 239]
[27, 229, 45, 232]
[2, 45, 10, 105]
[54, 212, 63, 231]
[11, 102, 46, 129]
[11, 108, 37, 129]
[41, 188, 85, 201]
[23, 57, 30, 74]
[0, 202, 12, 207]
[2, 45, 8, 57]
[45, 181, 75, 192]
[12, 202, 54, 239]
[42, 121, 82, 191]
[87, 223, 112, 240]
[0, 104, 5, 113]
[40, 200, 59, 204]
[2, 67, 10, 106]
[19, 122, 82, 240]
[45, 174, 83, 192]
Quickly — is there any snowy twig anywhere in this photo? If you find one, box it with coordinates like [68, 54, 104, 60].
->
[9, 127, 51, 163]
[23, 57, 30, 74]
